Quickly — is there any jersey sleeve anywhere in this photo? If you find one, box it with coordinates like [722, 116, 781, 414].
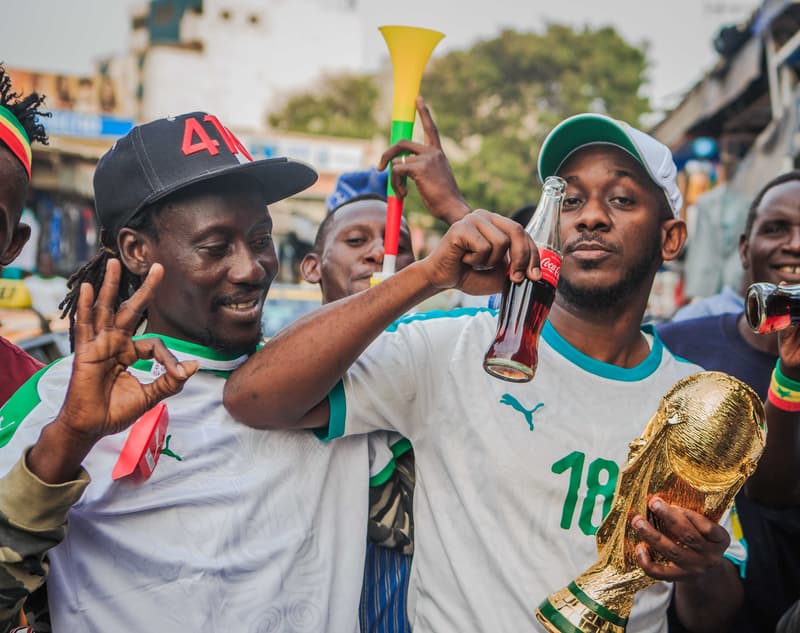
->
[0, 450, 89, 630]
[0, 357, 74, 475]
[320, 312, 466, 441]
[721, 503, 748, 578]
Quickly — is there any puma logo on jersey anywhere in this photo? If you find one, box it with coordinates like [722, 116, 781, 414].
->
[500, 394, 544, 431]
[160, 434, 183, 461]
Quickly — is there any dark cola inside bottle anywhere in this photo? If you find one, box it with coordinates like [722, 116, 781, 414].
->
[745, 282, 800, 334]
[483, 176, 566, 382]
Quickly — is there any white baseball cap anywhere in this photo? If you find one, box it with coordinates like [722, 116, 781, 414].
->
[537, 113, 683, 219]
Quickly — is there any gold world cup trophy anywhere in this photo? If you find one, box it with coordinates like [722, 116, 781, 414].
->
[535, 371, 766, 633]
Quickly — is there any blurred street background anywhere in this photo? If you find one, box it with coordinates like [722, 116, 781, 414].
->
[0, 0, 794, 327]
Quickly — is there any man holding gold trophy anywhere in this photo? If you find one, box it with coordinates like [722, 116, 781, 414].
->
[225, 103, 761, 631]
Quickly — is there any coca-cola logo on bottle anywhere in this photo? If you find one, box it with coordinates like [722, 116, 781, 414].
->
[538, 248, 561, 286]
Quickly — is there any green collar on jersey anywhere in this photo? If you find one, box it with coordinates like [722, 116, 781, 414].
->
[134, 333, 250, 361]
[130, 334, 256, 376]
[542, 321, 664, 382]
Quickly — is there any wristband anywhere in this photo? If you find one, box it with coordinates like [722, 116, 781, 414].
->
[767, 360, 800, 412]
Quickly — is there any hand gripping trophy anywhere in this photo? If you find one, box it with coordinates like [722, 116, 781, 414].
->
[535, 371, 766, 633]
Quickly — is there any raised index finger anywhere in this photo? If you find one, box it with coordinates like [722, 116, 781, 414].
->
[74, 282, 97, 348]
[114, 263, 165, 333]
[94, 258, 122, 331]
[416, 96, 442, 149]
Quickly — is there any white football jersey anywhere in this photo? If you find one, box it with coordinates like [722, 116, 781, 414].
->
[0, 334, 368, 633]
[321, 309, 746, 633]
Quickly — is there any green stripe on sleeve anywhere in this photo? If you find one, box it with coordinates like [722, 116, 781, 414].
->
[313, 380, 347, 441]
[390, 437, 412, 458]
[369, 458, 396, 487]
[0, 363, 52, 447]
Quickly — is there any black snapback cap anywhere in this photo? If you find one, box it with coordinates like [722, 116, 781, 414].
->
[93, 111, 318, 237]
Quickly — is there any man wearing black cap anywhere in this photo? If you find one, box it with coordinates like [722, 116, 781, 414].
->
[0, 112, 379, 632]
[224, 111, 746, 633]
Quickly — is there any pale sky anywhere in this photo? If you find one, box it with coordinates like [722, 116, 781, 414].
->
[0, 0, 761, 113]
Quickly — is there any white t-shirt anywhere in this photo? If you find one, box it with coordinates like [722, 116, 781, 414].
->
[0, 334, 368, 633]
[320, 308, 746, 633]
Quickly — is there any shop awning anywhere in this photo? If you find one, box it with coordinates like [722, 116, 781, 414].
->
[652, 34, 763, 148]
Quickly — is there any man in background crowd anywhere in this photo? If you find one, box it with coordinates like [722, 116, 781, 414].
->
[0, 65, 49, 405]
[303, 189, 416, 633]
[659, 171, 800, 632]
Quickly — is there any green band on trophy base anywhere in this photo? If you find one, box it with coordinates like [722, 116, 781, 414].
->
[537, 598, 585, 633]
[567, 583, 628, 627]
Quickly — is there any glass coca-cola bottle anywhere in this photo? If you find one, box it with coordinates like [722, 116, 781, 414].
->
[483, 176, 566, 382]
[745, 282, 800, 333]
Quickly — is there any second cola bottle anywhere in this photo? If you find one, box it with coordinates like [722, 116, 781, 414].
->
[483, 176, 566, 382]
[746, 282, 800, 333]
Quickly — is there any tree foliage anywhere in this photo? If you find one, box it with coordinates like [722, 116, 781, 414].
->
[420, 24, 651, 213]
[268, 73, 380, 139]
[266, 24, 651, 222]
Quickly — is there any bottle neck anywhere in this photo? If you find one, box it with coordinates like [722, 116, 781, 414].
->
[526, 194, 563, 252]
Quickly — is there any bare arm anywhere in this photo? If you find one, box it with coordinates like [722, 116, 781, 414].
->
[745, 325, 800, 506]
[672, 560, 742, 632]
[224, 210, 540, 430]
[633, 496, 742, 632]
[229, 262, 436, 431]
[746, 402, 800, 505]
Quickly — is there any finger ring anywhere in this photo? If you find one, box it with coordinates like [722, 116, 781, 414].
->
[400, 155, 407, 165]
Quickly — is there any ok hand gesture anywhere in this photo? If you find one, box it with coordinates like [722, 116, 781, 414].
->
[28, 259, 198, 483]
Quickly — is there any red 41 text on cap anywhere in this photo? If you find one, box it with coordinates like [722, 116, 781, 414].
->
[181, 114, 253, 161]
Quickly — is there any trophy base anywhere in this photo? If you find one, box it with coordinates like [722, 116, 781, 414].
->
[535, 582, 628, 633]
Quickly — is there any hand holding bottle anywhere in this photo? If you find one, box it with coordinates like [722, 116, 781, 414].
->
[483, 176, 566, 382]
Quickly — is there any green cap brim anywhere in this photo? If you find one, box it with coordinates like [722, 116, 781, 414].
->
[538, 114, 644, 182]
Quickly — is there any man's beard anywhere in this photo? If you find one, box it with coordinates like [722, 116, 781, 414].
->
[557, 235, 662, 312]
[206, 332, 264, 356]
[197, 326, 263, 356]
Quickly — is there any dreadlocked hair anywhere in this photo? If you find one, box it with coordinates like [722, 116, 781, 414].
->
[0, 64, 49, 145]
[59, 207, 162, 350]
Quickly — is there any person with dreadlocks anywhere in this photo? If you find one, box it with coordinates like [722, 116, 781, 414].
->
[0, 63, 52, 633]
[0, 65, 49, 406]
[0, 111, 407, 632]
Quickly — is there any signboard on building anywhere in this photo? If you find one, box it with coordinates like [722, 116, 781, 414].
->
[246, 137, 365, 174]
[46, 110, 134, 139]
